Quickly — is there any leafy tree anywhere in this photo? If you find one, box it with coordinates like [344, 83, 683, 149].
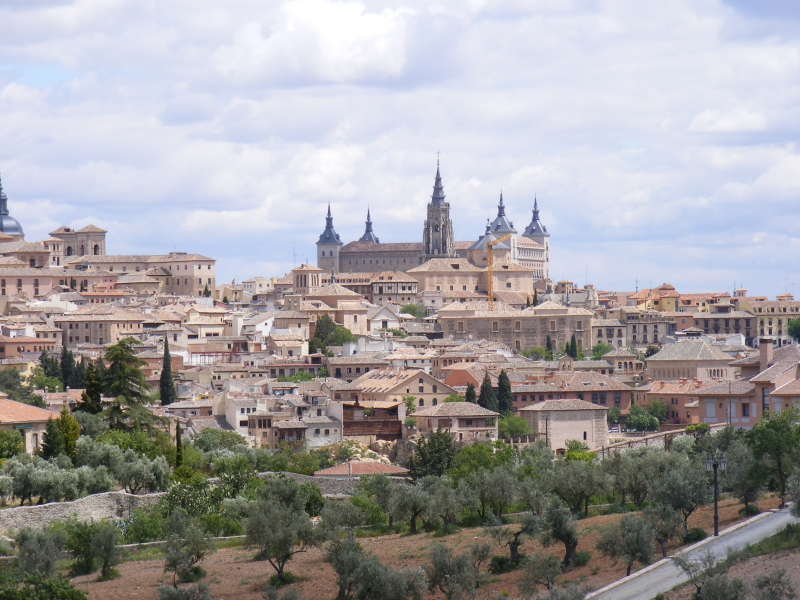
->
[601, 450, 649, 507]
[77, 363, 103, 414]
[39, 417, 66, 459]
[390, 483, 429, 534]
[0, 368, 38, 404]
[646, 398, 669, 423]
[444, 392, 463, 402]
[212, 454, 256, 497]
[58, 408, 81, 460]
[790, 470, 800, 519]
[723, 439, 764, 509]
[752, 567, 798, 600]
[426, 543, 489, 600]
[626, 404, 659, 432]
[564, 440, 596, 462]
[0, 573, 88, 600]
[28, 367, 64, 393]
[160, 338, 177, 406]
[191, 428, 247, 452]
[421, 475, 467, 530]
[489, 511, 540, 565]
[117, 451, 171, 493]
[644, 504, 683, 558]
[498, 414, 530, 438]
[497, 370, 513, 415]
[92, 521, 122, 580]
[409, 426, 457, 478]
[747, 408, 800, 507]
[359, 474, 396, 527]
[0, 430, 24, 458]
[465, 383, 476, 404]
[607, 405, 621, 425]
[518, 553, 562, 597]
[399, 303, 424, 318]
[202, 284, 211, 298]
[539, 496, 580, 569]
[591, 342, 612, 360]
[650, 456, 712, 534]
[16, 526, 65, 578]
[788, 318, 800, 343]
[672, 548, 731, 599]
[276, 371, 315, 383]
[163, 509, 217, 586]
[477, 373, 497, 412]
[552, 458, 609, 515]
[520, 347, 551, 360]
[596, 514, 654, 576]
[700, 574, 748, 600]
[326, 536, 366, 600]
[329, 326, 356, 346]
[448, 440, 515, 481]
[94, 357, 107, 392]
[468, 466, 517, 521]
[244, 477, 319, 578]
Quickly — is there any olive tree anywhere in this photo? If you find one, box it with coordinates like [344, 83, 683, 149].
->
[390, 483, 429, 535]
[16, 526, 65, 578]
[518, 553, 562, 597]
[425, 543, 489, 600]
[244, 477, 319, 579]
[752, 567, 798, 600]
[163, 509, 217, 587]
[596, 514, 654, 576]
[539, 496, 579, 569]
[488, 511, 540, 565]
[650, 457, 711, 535]
[552, 459, 610, 515]
[644, 504, 683, 558]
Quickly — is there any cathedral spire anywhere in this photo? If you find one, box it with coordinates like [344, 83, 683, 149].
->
[358, 207, 380, 243]
[431, 163, 446, 206]
[317, 203, 342, 245]
[488, 190, 516, 234]
[523, 195, 547, 238]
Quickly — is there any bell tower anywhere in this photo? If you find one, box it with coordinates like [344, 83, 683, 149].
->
[420, 161, 456, 263]
[316, 204, 342, 273]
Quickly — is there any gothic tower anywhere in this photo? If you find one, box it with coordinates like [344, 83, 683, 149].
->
[523, 196, 550, 280]
[358, 208, 379, 243]
[420, 162, 456, 263]
[316, 204, 343, 273]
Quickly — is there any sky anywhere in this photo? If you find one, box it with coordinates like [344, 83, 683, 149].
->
[1, 0, 799, 297]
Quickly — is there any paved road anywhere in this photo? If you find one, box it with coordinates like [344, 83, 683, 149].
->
[588, 508, 800, 600]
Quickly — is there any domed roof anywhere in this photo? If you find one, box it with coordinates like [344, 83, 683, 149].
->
[0, 175, 23, 238]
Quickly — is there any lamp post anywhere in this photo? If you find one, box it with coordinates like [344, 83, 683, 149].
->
[704, 453, 727, 536]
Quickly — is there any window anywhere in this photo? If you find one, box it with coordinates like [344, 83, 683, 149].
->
[742, 403, 750, 417]
[419, 386, 424, 393]
[419, 399, 424, 407]
[325, 429, 330, 435]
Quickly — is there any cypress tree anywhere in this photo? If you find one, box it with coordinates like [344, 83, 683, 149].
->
[58, 407, 81, 460]
[478, 373, 498, 412]
[569, 334, 578, 359]
[61, 349, 76, 389]
[159, 338, 177, 406]
[533, 290, 539, 307]
[40, 349, 61, 381]
[497, 370, 513, 415]
[94, 357, 107, 394]
[77, 363, 103, 414]
[175, 421, 183, 469]
[546, 335, 552, 352]
[465, 382, 477, 404]
[40, 417, 65, 459]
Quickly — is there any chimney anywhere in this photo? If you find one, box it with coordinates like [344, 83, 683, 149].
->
[759, 338, 774, 371]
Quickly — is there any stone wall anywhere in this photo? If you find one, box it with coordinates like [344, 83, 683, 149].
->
[0, 491, 163, 534]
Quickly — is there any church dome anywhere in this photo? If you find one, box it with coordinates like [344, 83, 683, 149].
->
[0, 175, 23, 238]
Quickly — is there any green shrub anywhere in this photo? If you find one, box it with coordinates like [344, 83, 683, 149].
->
[740, 504, 760, 516]
[489, 555, 521, 574]
[573, 550, 591, 567]
[199, 514, 244, 537]
[267, 571, 298, 588]
[683, 528, 707, 544]
[350, 495, 386, 525]
[123, 508, 166, 543]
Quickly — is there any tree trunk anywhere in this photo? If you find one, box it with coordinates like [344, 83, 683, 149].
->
[659, 539, 667, 558]
[626, 562, 632, 576]
[584, 497, 590, 516]
[563, 540, 578, 569]
[509, 540, 521, 564]
[409, 517, 417, 535]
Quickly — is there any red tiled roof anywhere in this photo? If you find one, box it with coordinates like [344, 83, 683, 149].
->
[313, 461, 409, 476]
[0, 399, 59, 423]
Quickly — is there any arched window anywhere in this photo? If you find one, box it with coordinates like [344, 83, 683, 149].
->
[419, 399, 424, 407]
[66, 246, 73, 256]
[432, 385, 437, 393]
[432, 398, 438, 406]
[93, 244, 100, 255]
[80, 245, 85, 255]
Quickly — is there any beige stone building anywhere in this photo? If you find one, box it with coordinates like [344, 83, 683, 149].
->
[437, 300, 593, 353]
[412, 402, 499, 442]
[0, 268, 116, 299]
[350, 368, 457, 410]
[519, 399, 608, 452]
[55, 306, 147, 347]
[66, 253, 216, 297]
[644, 342, 736, 381]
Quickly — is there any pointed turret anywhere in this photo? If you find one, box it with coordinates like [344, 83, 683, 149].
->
[488, 191, 517, 234]
[317, 204, 343, 273]
[358, 208, 380, 243]
[431, 161, 446, 206]
[523, 196, 548, 237]
[0, 174, 24, 239]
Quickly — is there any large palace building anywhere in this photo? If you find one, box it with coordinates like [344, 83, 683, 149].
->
[316, 163, 550, 280]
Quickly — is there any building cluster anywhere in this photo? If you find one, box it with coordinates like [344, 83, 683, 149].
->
[0, 170, 797, 459]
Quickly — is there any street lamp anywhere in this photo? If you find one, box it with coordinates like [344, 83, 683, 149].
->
[704, 453, 727, 536]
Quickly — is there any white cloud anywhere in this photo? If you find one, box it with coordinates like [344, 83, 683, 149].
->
[0, 0, 799, 293]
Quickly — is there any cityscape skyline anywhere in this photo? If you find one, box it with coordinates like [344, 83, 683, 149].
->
[1, 1, 799, 295]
